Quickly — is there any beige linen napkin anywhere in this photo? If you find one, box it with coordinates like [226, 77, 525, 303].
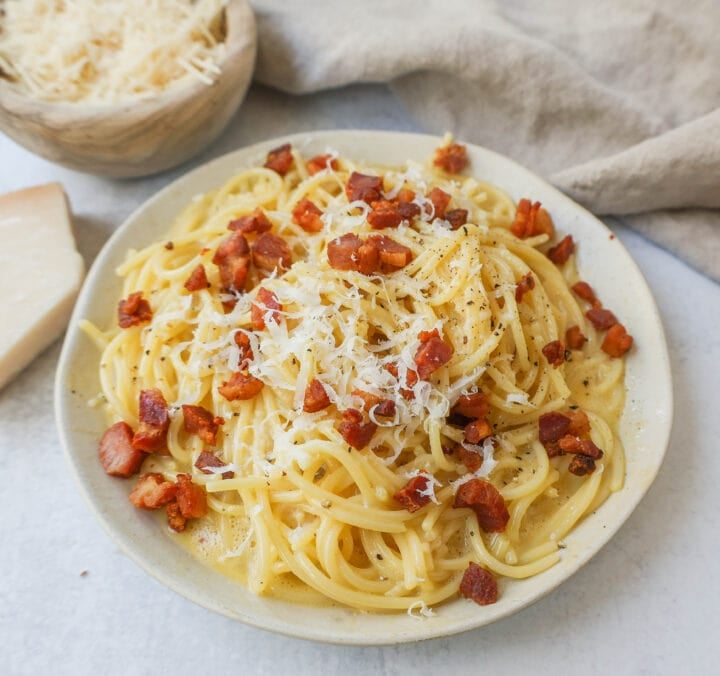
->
[252, 0, 720, 281]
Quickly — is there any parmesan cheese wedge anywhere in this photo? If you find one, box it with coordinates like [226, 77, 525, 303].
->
[0, 184, 84, 390]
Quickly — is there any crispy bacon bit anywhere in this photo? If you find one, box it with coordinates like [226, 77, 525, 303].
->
[351, 389, 381, 411]
[166, 502, 186, 532]
[544, 442, 564, 459]
[368, 200, 404, 229]
[384, 362, 419, 400]
[195, 450, 234, 479]
[337, 408, 377, 450]
[228, 208, 273, 235]
[566, 325, 587, 350]
[510, 199, 555, 239]
[367, 196, 421, 229]
[458, 444, 483, 472]
[346, 172, 383, 204]
[566, 409, 591, 438]
[353, 237, 381, 276]
[213, 232, 250, 291]
[427, 187, 451, 219]
[398, 201, 421, 220]
[586, 308, 618, 331]
[252, 232, 292, 272]
[393, 475, 431, 513]
[515, 272, 535, 302]
[325, 232, 359, 269]
[396, 187, 415, 203]
[352, 390, 395, 418]
[303, 378, 332, 413]
[453, 478, 509, 532]
[414, 328, 453, 379]
[184, 264, 210, 292]
[234, 331, 254, 364]
[571, 281, 599, 307]
[445, 208, 468, 229]
[558, 435, 603, 459]
[540, 410, 598, 462]
[538, 412, 571, 444]
[129, 473, 177, 509]
[251, 287, 282, 330]
[264, 143, 294, 176]
[539, 410, 574, 460]
[327, 233, 413, 275]
[118, 292, 152, 328]
[374, 399, 396, 418]
[98, 421, 145, 477]
[459, 562, 498, 606]
[547, 235, 575, 265]
[175, 473, 208, 518]
[542, 340, 566, 368]
[306, 153, 339, 175]
[327, 233, 379, 275]
[535, 207, 555, 237]
[464, 419, 492, 444]
[218, 372, 264, 401]
[602, 323, 633, 358]
[452, 392, 489, 420]
[433, 142, 468, 174]
[182, 404, 224, 445]
[292, 198, 324, 233]
[511, 200, 536, 238]
[368, 234, 413, 271]
[568, 454, 597, 476]
[132, 389, 170, 453]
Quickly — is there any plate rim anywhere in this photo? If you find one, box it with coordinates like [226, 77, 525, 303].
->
[54, 129, 674, 645]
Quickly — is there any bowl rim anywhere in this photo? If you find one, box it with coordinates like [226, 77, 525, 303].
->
[0, 0, 255, 119]
[54, 129, 674, 645]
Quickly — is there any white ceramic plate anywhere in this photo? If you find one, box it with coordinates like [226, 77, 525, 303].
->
[55, 130, 673, 645]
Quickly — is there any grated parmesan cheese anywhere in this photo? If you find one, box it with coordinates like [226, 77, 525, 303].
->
[407, 600, 435, 619]
[0, 0, 228, 103]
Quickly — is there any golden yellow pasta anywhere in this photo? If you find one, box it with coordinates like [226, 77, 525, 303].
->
[83, 140, 628, 613]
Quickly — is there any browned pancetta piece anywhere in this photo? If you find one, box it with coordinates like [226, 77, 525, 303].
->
[118, 292, 152, 328]
[393, 475, 432, 512]
[453, 478, 509, 532]
[264, 143, 294, 175]
[433, 142, 469, 174]
[414, 328, 453, 379]
[182, 404, 224, 445]
[337, 408, 377, 450]
[132, 389, 170, 453]
[218, 372, 264, 401]
[98, 421, 144, 477]
[129, 473, 177, 509]
[303, 378, 332, 413]
[251, 287, 282, 330]
[227, 208, 273, 235]
[459, 562, 498, 605]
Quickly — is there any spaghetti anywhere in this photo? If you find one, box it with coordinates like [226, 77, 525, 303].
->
[83, 139, 630, 612]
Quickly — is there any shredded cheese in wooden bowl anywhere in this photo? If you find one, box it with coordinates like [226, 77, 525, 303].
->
[0, 0, 228, 103]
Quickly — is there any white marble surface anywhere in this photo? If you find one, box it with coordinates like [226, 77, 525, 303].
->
[1, 84, 718, 676]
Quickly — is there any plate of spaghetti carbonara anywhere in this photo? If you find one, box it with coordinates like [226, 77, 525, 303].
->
[55, 131, 672, 643]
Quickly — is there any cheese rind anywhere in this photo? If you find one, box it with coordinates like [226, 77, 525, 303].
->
[0, 183, 84, 390]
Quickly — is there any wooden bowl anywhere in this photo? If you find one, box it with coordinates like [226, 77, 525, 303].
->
[0, 0, 256, 178]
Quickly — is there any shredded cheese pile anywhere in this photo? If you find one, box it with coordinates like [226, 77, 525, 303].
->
[0, 0, 228, 103]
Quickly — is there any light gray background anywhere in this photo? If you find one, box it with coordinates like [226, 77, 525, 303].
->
[1, 85, 718, 675]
